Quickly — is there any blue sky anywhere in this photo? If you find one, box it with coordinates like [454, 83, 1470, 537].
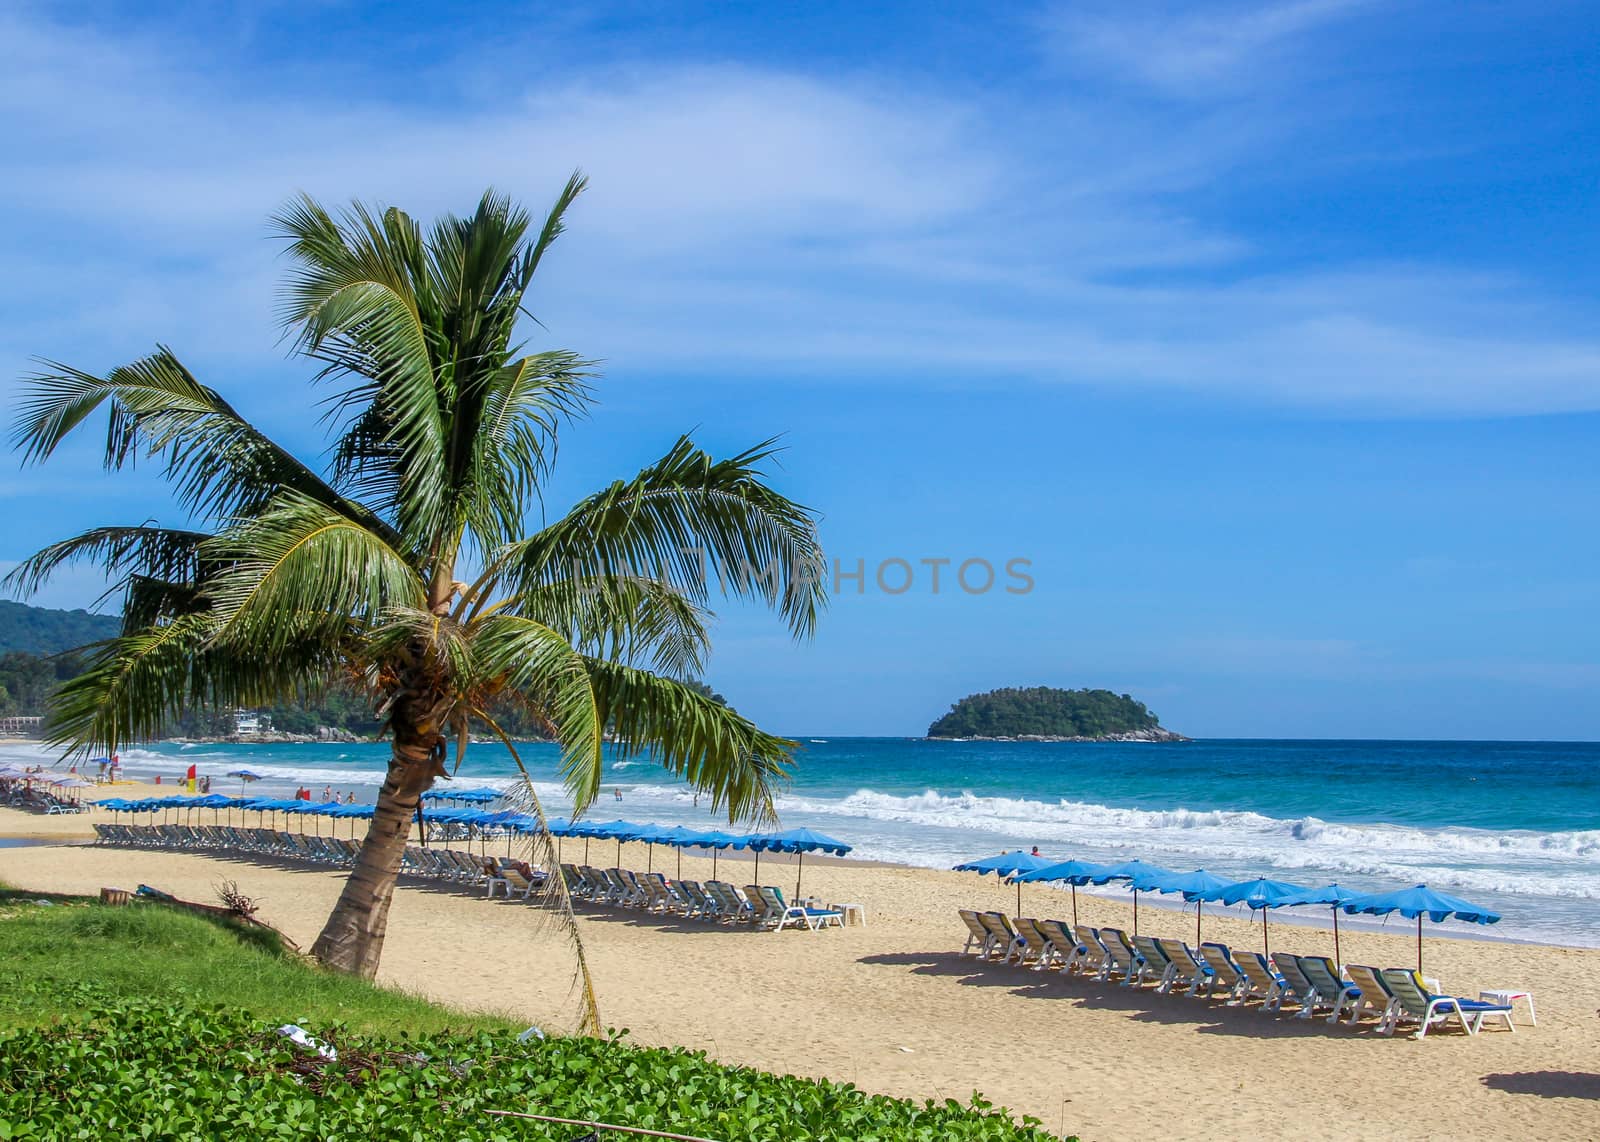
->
[3, 1, 1599, 738]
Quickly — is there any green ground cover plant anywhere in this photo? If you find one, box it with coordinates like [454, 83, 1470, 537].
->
[0, 897, 1070, 1140]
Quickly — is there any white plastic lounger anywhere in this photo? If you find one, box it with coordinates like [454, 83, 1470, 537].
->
[1156, 938, 1212, 996]
[1378, 969, 1514, 1038]
[977, 912, 1025, 962]
[1129, 934, 1172, 988]
[1012, 918, 1054, 968]
[1097, 927, 1140, 983]
[1341, 964, 1397, 1026]
[1073, 924, 1112, 978]
[959, 909, 993, 956]
[1298, 955, 1363, 1024]
[1234, 951, 1289, 1011]
[1037, 919, 1088, 973]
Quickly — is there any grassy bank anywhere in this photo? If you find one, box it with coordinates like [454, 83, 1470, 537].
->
[0, 888, 519, 1035]
[0, 893, 1068, 1140]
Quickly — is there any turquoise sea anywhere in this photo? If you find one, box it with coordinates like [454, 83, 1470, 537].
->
[19, 737, 1599, 946]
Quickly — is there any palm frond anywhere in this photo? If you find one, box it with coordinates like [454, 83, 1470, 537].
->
[514, 574, 712, 679]
[464, 615, 602, 788]
[203, 492, 424, 653]
[11, 349, 393, 540]
[580, 659, 792, 824]
[500, 436, 826, 640]
[2, 525, 209, 605]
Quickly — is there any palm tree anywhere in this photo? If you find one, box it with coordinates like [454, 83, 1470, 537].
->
[9, 176, 825, 980]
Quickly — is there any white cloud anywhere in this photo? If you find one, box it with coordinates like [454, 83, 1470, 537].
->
[0, 5, 1597, 419]
[1044, 0, 1371, 97]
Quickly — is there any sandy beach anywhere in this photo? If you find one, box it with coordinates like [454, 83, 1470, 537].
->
[3, 801, 1596, 1140]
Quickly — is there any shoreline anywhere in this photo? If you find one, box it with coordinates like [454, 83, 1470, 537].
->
[0, 800, 1573, 950]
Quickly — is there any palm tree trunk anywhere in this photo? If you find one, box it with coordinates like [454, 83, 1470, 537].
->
[310, 722, 443, 977]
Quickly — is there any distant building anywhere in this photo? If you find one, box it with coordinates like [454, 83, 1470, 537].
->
[0, 715, 42, 737]
[232, 709, 272, 735]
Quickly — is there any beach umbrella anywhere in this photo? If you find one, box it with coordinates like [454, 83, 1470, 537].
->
[1340, 884, 1500, 973]
[1011, 859, 1115, 927]
[1275, 882, 1362, 966]
[1089, 860, 1173, 937]
[1130, 868, 1233, 945]
[226, 769, 263, 799]
[749, 827, 852, 898]
[577, 819, 637, 866]
[954, 851, 1053, 916]
[653, 825, 712, 879]
[694, 829, 749, 879]
[1215, 877, 1312, 959]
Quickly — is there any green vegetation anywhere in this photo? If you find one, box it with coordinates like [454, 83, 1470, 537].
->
[927, 687, 1168, 739]
[0, 599, 117, 656]
[0, 897, 1065, 1141]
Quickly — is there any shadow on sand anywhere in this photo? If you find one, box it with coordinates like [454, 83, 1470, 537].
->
[1481, 1072, 1600, 1100]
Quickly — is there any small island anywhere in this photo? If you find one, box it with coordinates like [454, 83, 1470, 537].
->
[926, 686, 1187, 742]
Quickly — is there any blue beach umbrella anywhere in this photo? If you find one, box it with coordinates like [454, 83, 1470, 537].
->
[954, 851, 1054, 916]
[1090, 859, 1175, 937]
[1340, 884, 1500, 973]
[1012, 859, 1116, 926]
[1276, 882, 1362, 966]
[225, 769, 264, 798]
[1131, 868, 1234, 945]
[692, 829, 749, 878]
[1215, 877, 1312, 958]
[750, 827, 853, 897]
[655, 825, 713, 879]
[582, 819, 641, 865]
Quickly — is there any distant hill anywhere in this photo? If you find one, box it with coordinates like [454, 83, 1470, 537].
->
[0, 600, 119, 656]
[927, 686, 1185, 742]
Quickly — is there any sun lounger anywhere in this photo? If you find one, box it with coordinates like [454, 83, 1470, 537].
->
[959, 909, 993, 956]
[1298, 955, 1363, 1024]
[1098, 927, 1140, 983]
[1156, 938, 1213, 996]
[706, 881, 754, 923]
[1378, 969, 1514, 1038]
[1012, 918, 1054, 967]
[976, 912, 1025, 962]
[1233, 951, 1289, 1011]
[1271, 953, 1319, 1017]
[755, 885, 843, 931]
[1036, 919, 1089, 973]
[1073, 924, 1112, 978]
[1341, 964, 1397, 1026]
[1130, 934, 1173, 988]
[679, 880, 716, 919]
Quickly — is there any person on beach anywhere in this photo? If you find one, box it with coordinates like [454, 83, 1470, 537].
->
[321, 784, 333, 802]
[1030, 846, 1041, 857]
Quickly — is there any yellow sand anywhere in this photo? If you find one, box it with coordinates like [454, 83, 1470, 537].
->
[3, 806, 1595, 1141]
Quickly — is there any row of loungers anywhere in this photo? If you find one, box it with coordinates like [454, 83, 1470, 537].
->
[561, 862, 843, 931]
[90, 823, 551, 898]
[957, 909, 1516, 1039]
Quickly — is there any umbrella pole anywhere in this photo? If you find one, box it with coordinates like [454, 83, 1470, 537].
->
[1015, 878, 1021, 918]
[676, 848, 682, 881]
[1195, 900, 1202, 947]
[1332, 907, 1341, 968]
[647, 843, 653, 874]
[1071, 884, 1078, 928]
[712, 849, 718, 878]
[754, 850, 760, 883]
[1417, 914, 1423, 973]
[1263, 909, 1270, 960]
[796, 852, 804, 899]
[1132, 889, 1139, 937]
[584, 838, 590, 864]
